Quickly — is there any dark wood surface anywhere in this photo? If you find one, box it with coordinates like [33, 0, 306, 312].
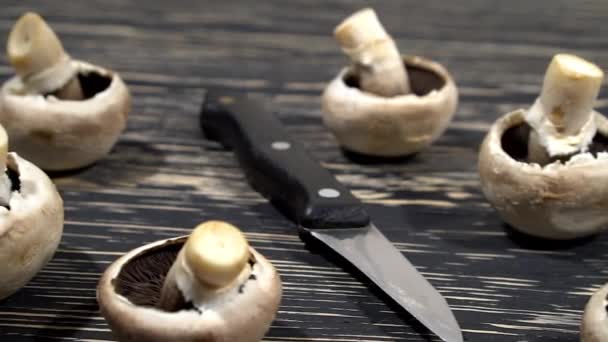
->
[1, 1, 608, 341]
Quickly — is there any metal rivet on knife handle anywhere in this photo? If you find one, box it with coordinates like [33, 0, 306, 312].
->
[271, 141, 291, 150]
[318, 188, 341, 198]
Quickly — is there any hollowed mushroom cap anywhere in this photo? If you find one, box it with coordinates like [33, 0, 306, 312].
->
[97, 236, 282, 342]
[0, 60, 130, 171]
[581, 283, 608, 342]
[322, 55, 458, 157]
[478, 109, 608, 239]
[0, 152, 64, 300]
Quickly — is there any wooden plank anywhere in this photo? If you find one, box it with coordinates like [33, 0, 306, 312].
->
[1, 0, 608, 341]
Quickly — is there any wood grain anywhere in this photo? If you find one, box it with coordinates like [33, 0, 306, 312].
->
[1, 0, 608, 341]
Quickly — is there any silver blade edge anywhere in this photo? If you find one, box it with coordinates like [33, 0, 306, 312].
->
[310, 224, 463, 342]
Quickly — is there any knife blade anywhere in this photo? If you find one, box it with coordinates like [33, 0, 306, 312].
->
[200, 91, 463, 342]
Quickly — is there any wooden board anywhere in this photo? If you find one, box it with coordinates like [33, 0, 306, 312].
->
[1, 0, 608, 341]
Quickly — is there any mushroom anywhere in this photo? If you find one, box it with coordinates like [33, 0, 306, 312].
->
[97, 220, 282, 342]
[581, 283, 608, 342]
[479, 53, 608, 240]
[0, 12, 131, 171]
[0, 123, 64, 300]
[322, 8, 458, 157]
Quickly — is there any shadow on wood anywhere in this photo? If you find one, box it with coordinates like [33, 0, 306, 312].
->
[266, 319, 310, 341]
[341, 147, 420, 165]
[504, 223, 599, 251]
[51, 139, 167, 188]
[0, 250, 100, 341]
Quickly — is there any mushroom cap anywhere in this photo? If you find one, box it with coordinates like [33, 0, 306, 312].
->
[581, 283, 608, 342]
[478, 109, 608, 239]
[0, 60, 130, 171]
[97, 236, 282, 342]
[322, 55, 458, 157]
[0, 152, 64, 300]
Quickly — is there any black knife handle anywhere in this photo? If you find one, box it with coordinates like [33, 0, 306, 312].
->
[200, 91, 370, 229]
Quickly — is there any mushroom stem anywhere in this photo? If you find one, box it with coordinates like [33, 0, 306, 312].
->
[334, 8, 410, 97]
[7, 12, 83, 99]
[157, 221, 251, 312]
[157, 253, 187, 312]
[526, 130, 552, 165]
[54, 77, 84, 100]
[525, 54, 604, 164]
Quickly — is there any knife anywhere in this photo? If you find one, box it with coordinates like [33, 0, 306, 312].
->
[200, 91, 463, 342]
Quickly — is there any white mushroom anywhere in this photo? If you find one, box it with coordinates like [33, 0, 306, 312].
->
[322, 8, 458, 157]
[0, 124, 64, 300]
[0, 12, 131, 171]
[581, 283, 608, 342]
[478, 54, 608, 239]
[97, 220, 282, 342]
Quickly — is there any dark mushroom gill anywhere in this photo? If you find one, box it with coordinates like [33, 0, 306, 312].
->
[46, 71, 112, 100]
[114, 241, 182, 307]
[7, 167, 20, 193]
[501, 122, 608, 163]
[344, 61, 445, 96]
[113, 239, 258, 310]
[1, 163, 22, 210]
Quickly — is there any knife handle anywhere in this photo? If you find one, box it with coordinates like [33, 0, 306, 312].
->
[200, 91, 370, 230]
